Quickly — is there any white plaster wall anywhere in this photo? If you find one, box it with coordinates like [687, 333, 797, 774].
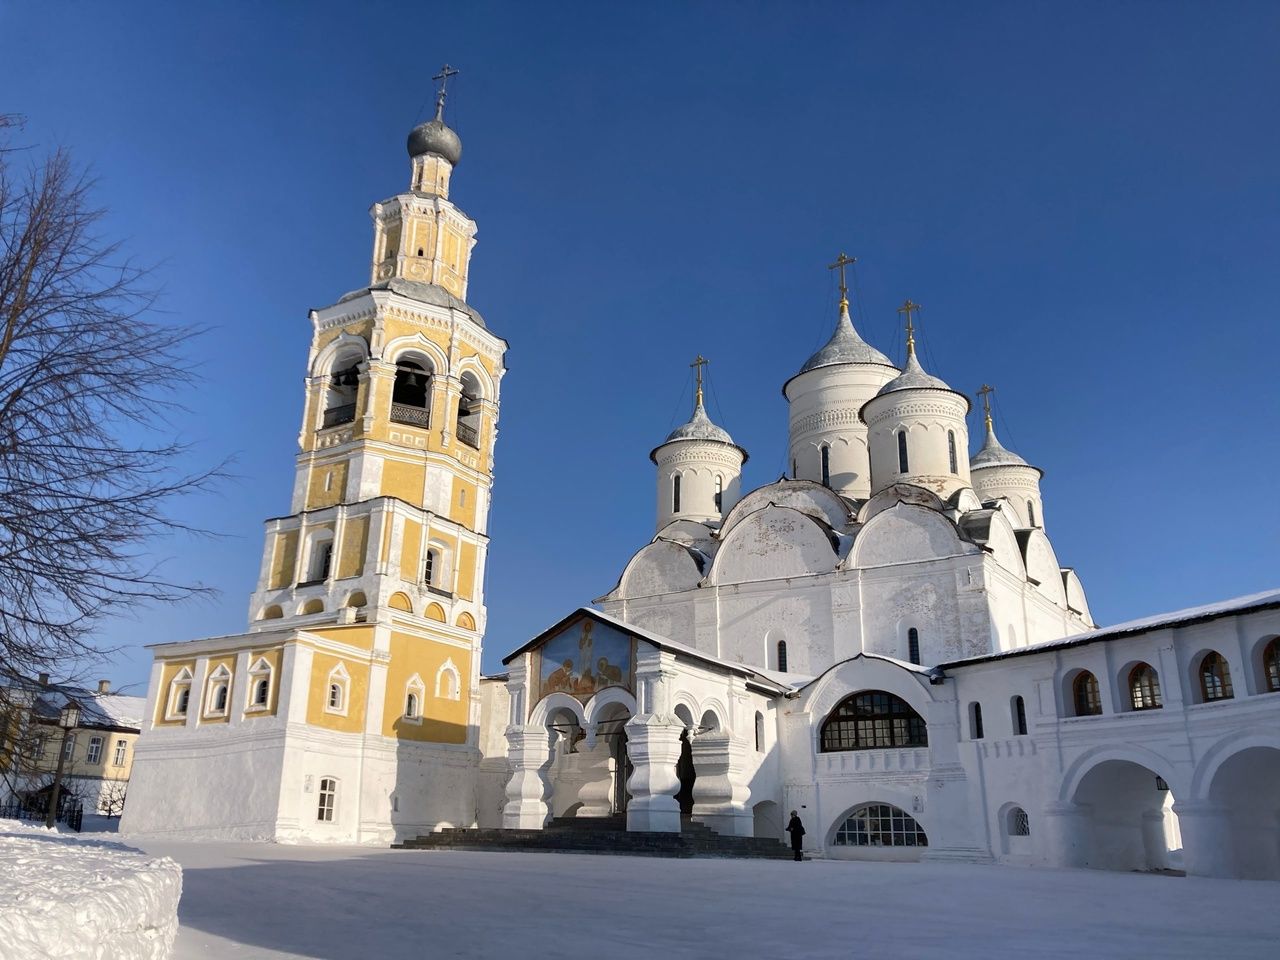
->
[786, 363, 898, 500]
[970, 465, 1044, 531]
[653, 440, 743, 530]
[863, 393, 971, 498]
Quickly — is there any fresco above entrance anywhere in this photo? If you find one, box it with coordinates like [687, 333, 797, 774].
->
[535, 616, 635, 702]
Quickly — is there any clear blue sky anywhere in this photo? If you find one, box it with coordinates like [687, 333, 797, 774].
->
[4, 2, 1278, 695]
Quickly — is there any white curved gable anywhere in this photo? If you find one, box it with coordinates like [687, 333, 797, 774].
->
[984, 508, 1027, 578]
[1062, 569, 1092, 622]
[1019, 529, 1067, 607]
[654, 519, 718, 553]
[616, 540, 705, 599]
[849, 502, 973, 568]
[708, 505, 837, 586]
[720, 479, 850, 539]
[857, 483, 946, 524]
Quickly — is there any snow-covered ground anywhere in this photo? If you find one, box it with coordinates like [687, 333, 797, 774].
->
[0, 824, 181, 960]
[132, 841, 1276, 960]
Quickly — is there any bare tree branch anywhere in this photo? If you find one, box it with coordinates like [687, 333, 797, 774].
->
[0, 122, 226, 674]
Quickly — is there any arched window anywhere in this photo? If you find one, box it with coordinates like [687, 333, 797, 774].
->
[1265, 638, 1280, 693]
[215, 685, 228, 711]
[177, 688, 190, 715]
[833, 803, 928, 847]
[969, 702, 984, 739]
[672, 474, 681, 513]
[947, 430, 958, 474]
[1027, 500, 1037, 528]
[307, 536, 333, 583]
[907, 627, 920, 665]
[248, 657, 272, 710]
[435, 659, 461, 701]
[317, 777, 338, 822]
[714, 475, 723, 512]
[776, 640, 788, 673]
[1198, 652, 1233, 702]
[456, 371, 483, 449]
[820, 445, 831, 487]
[405, 673, 426, 721]
[791, 458, 797, 478]
[205, 664, 231, 717]
[390, 358, 431, 426]
[325, 663, 350, 715]
[167, 667, 193, 720]
[1128, 663, 1163, 710]
[1012, 695, 1028, 735]
[323, 355, 361, 428]
[424, 549, 439, 587]
[1007, 806, 1030, 837]
[820, 691, 928, 751]
[405, 692, 418, 719]
[897, 430, 909, 473]
[754, 711, 764, 753]
[1072, 671, 1102, 716]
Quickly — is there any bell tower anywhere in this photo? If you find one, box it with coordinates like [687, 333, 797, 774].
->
[247, 67, 507, 750]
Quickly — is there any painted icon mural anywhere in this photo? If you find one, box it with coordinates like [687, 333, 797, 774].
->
[537, 617, 634, 702]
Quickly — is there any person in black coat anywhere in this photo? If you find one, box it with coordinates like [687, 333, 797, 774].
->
[785, 810, 805, 861]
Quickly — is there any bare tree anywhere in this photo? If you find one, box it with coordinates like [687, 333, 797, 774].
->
[98, 780, 127, 818]
[0, 117, 222, 675]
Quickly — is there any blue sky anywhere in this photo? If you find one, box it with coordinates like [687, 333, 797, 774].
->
[4, 2, 1278, 694]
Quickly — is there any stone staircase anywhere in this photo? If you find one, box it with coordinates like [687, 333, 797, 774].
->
[394, 814, 792, 860]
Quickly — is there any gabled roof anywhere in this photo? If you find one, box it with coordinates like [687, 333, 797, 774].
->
[502, 607, 794, 695]
[1, 674, 145, 731]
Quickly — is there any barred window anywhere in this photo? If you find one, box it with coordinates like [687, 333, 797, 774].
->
[833, 803, 928, 847]
[947, 430, 958, 474]
[1072, 671, 1102, 716]
[1008, 806, 1030, 837]
[1199, 653, 1233, 702]
[907, 627, 920, 665]
[820, 691, 927, 752]
[1265, 638, 1280, 693]
[820, 445, 831, 487]
[897, 431, 909, 473]
[1128, 663, 1163, 710]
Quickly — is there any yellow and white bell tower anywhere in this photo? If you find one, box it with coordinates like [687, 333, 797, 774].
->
[124, 70, 509, 844]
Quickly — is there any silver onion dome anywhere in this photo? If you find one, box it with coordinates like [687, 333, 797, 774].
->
[407, 117, 462, 166]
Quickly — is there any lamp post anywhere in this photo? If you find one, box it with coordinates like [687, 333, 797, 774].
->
[45, 698, 81, 829]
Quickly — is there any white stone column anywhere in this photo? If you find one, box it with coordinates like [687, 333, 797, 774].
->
[624, 715, 683, 833]
[1042, 801, 1091, 869]
[502, 725, 554, 829]
[1174, 800, 1234, 878]
[690, 733, 752, 837]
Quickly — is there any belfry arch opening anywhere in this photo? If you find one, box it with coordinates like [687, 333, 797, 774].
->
[391, 356, 432, 427]
[1066, 759, 1181, 873]
[323, 347, 364, 428]
[457, 371, 483, 448]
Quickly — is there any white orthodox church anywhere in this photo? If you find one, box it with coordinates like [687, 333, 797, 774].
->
[122, 93, 1280, 881]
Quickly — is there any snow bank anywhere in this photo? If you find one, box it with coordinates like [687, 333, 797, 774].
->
[0, 823, 182, 960]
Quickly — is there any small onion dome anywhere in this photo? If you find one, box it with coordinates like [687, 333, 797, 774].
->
[650, 396, 749, 463]
[407, 116, 462, 166]
[970, 421, 1039, 472]
[798, 302, 895, 374]
[873, 350, 964, 404]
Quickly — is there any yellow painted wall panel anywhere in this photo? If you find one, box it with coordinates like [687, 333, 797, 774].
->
[269, 531, 298, 590]
[153, 659, 197, 727]
[382, 459, 425, 503]
[247, 647, 283, 717]
[337, 515, 368, 579]
[306, 461, 348, 511]
[308, 625, 376, 652]
[382, 630, 469, 743]
[400, 519, 422, 584]
[200, 655, 237, 724]
[456, 541, 477, 601]
[306, 651, 368, 733]
[451, 478, 477, 529]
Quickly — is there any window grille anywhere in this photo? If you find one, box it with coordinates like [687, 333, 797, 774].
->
[897, 431, 909, 473]
[1072, 672, 1102, 716]
[820, 691, 928, 751]
[948, 431, 958, 474]
[820, 445, 831, 487]
[908, 628, 920, 665]
[1199, 653, 1233, 702]
[776, 640, 788, 673]
[1010, 807, 1030, 836]
[833, 804, 928, 847]
[1128, 664, 1163, 710]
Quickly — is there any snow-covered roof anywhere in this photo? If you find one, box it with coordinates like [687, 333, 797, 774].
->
[970, 420, 1038, 471]
[942, 587, 1280, 668]
[1, 675, 146, 732]
[650, 397, 748, 463]
[793, 651, 946, 695]
[337, 277, 487, 328]
[791, 303, 896, 380]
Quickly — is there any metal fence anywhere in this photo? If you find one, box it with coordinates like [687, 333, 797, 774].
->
[0, 798, 83, 832]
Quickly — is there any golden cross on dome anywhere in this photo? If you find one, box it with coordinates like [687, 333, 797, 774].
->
[827, 252, 857, 310]
[432, 64, 459, 118]
[977, 383, 995, 430]
[690, 355, 708, 406]
[897, 299, 920, 357]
